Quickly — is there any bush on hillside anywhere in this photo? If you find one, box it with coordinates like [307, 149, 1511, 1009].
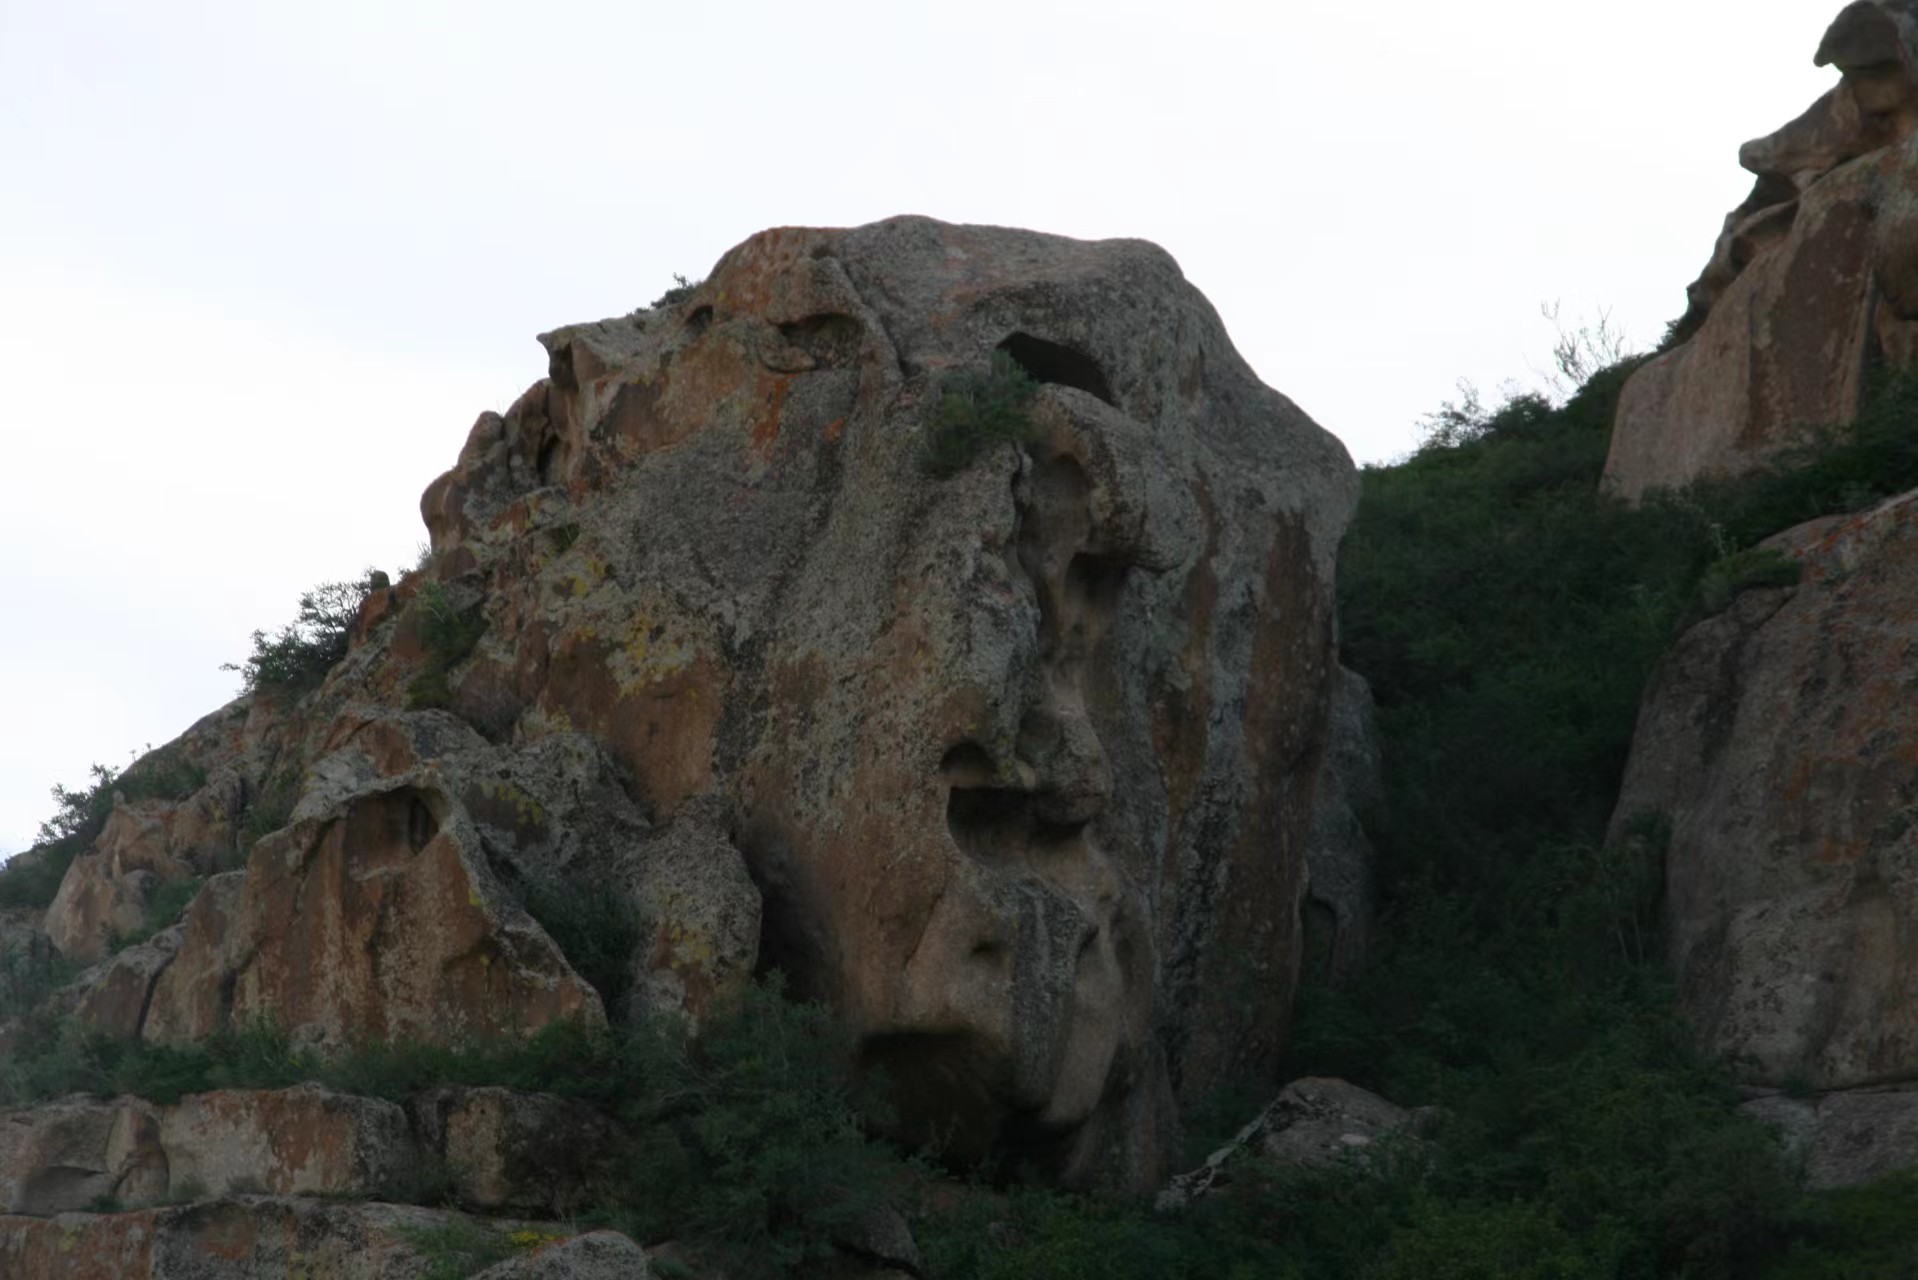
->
[225, 570, 383, 696]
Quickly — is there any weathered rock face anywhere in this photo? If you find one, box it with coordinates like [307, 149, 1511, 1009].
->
[0, 1085, 614, 1218]
[1742, 1086, 1918, 1189]
[1157, 1076, 1425, 1211]
[24, 216, 1355, 1191]
[414, 218, 1353, 1184]
[0, 1199, 623, 1280]
[1611, 490, 1918, 1091]
[1604, 1, 1918, 499]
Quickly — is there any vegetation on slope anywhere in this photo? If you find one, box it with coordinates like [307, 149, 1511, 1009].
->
[10, 365, 1918, 1276]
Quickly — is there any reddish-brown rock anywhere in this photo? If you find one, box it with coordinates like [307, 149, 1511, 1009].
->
[19, 216, 1356, 1193]
[1605, 2, 1918, 499]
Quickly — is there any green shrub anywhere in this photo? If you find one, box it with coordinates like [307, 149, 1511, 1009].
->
[225, 571, 381, 696]
[652, 273, 703, 309]
[399, 1219, 514, 1280]
[0, 763, 124, 909]
[921, 351, 1040, 477]
[1697, 544, 1803, 614]
[405, 582, 486, 711]
[109, 876, 204, 952]
[516, 877, 639, 1013]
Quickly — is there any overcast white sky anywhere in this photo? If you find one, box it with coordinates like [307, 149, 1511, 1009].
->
[0, 1, 1837, 853]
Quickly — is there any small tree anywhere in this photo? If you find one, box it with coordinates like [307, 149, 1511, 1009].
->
[225, 571, 382, 695]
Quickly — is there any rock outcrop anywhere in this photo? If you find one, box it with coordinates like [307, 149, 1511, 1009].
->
[1604, 1, 1918, 499]
[0, 1085, 614, 1218]
[0, 1199, 639, 1280]
[1742, 1086, 1918, 1189]
[1611, 490, 1918, 1093]
[1157, 1076, 1425, 1210]
[8, 216, 1356, 1199]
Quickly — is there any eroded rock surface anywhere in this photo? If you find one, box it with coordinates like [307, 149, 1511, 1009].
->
[1611, 490, 1918, 1091]
[1742, 1086, 1918, 1188]
[0, 1198, 587, 1280]
[15, 216, 1355, 1193]
[1605, 1, 1918, 498]
[1158, 1076, 1424, 1210]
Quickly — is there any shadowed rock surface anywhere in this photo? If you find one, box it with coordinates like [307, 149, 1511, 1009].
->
[1612, 490, 1918, 1092]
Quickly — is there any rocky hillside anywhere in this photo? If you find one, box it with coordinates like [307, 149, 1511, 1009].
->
[14, 4, 1918, 1277]
[0, 218, 1359, 1275]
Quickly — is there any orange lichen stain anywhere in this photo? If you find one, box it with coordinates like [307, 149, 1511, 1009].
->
[751, 374, 793, 461]
[823, 416, 846, 443]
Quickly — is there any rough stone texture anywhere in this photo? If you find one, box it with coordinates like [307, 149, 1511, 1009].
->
[0, 1088, 415, 1214]
[1302, 667, 1381, 986]
[1610, 489, 1918, 1090]
[409, 1088, 615, 1215]
[1157, 1076, 1421, 1210]
[0, 1096, 166, 1216]
[68, 926, 185, 1040]
[144, 763, 603, 1051]
[17, 216, 1354, 1193]
[158, 1087, 416, 1204]
[1742, 1086, 1918, 1188]
[0, 1198, 548, 1280]
[415, 216, 1356, 1189]
[470, 1232, 651, 1280]
[1604, 2, 1918, 499]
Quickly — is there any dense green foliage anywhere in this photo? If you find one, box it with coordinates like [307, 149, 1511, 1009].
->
[225, 570, 383, 695]
[13, 365, 1918, 1275]
[922, 350, 1040, 476]
[517, 876, 641, 1013]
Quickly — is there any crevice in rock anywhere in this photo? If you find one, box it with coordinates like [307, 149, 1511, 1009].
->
[998, 333, 1115, 406]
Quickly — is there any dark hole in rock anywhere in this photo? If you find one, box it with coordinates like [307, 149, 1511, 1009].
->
[341, 788, 442, 862]
[536, 436, 561, 485]
[859, 1030, 1006, 1170]
[998, 333, 1115, 406]
[1301, 897, 1339, 982]
[1064, 553, 1127, 614]
[686, 305, 714, 335]
[547, 343, 579, 394]
[947, 780, 1086, 865]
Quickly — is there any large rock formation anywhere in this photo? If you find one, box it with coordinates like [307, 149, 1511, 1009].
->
[1604, 1, 1918, 499]
[4, 216, 1356, 1197]
[1611, 490, 1918, 1093]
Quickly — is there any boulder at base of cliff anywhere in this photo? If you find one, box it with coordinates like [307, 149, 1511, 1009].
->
[1611, 489, 1918, 1091]
[1157, 1077, 1426, 1210]
[1743, 1087, 1918, 1189]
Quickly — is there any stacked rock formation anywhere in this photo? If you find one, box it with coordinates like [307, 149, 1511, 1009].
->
[1609, 2, 1918, 1188]
[1605, 0, 1918, 498]
[0, 215, 1357, 1269]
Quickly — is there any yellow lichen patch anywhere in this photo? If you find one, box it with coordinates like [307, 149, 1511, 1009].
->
[563, 554, 609, 599]
[480, 780, 547, 828]
[609, 609, 702, 696]
[509, 1229, 567, 1251]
